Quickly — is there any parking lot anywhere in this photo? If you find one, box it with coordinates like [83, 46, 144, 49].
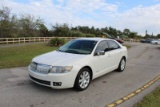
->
[0, 42, 160, 107]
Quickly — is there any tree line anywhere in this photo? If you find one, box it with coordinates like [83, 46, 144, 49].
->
[0, 6, 160, 39]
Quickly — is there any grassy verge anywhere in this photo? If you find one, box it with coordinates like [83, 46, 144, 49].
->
[125, 45, 131, 49]
[123, 45, 131, 49]
[134, 86, 160, 107]
[0, 43, 57, 69]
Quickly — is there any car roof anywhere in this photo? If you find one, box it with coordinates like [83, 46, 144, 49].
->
[77, 38, 112, 42]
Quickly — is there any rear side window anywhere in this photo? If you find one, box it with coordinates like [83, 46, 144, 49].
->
[107, 40, 120, 50]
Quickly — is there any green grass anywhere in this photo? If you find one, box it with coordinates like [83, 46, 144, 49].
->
[125, 45, 131, 49]
[122, 44, 131, 49]
[134, 86, 160, 107]
[0, 43, 57, 69]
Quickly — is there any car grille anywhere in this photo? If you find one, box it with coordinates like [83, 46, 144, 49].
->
[29, 75, 50, 85]
[30, 62, 50, 74]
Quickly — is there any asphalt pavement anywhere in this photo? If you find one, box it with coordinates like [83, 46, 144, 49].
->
[0, 42, 160, 107]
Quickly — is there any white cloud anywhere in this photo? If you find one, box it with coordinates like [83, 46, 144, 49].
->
[113, 4, 160, 35]
[0, 0, 116, 27]
[0, 0, 160, 35]
[66, 0, 118, 13]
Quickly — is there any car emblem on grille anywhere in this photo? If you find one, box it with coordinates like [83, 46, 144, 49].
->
[30, 62, 50, 74]
[36, 65, 50, 74]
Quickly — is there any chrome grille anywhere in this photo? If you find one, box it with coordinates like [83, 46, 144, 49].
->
[30, 62, 50, 74]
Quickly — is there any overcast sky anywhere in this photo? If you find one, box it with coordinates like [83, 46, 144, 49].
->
[0, 0, 160, 36]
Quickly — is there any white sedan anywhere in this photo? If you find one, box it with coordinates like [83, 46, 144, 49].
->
[29, 38, 128, 91]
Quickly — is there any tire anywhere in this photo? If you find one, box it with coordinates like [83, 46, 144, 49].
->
[74, 68, 91, 91]
[117, 58, 126, 72]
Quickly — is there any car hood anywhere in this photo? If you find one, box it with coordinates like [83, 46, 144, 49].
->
[32, 51, 88, 66]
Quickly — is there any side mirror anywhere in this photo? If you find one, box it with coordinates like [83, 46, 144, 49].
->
[95, 51, 105, 56]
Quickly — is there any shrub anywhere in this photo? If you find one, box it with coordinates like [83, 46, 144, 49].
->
[48, 38, 65, 47]
[69, 31, 84, 37]
[85, 34, 95, 37]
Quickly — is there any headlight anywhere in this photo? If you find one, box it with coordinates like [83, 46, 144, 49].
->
[49, 66, 73, 73]
[30, 62, 37, 71]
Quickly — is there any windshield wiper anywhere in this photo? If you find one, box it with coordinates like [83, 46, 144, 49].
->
[64, 50, 79, 54]
[58, 49, 89, 55]
[57, 49, 64, 52]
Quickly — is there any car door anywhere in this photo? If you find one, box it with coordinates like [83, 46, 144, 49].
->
[92, 40, 112, 78]
[107, 40, 122, 69]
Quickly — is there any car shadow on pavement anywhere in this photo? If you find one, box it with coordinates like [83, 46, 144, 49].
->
[28, 70, 120, 93]
[29, 81, 75, 93]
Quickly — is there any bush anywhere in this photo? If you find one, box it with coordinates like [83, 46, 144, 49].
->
[69, 31, 84, 37]
[85, 34, 95, 37]
[48, 38, 65, 47]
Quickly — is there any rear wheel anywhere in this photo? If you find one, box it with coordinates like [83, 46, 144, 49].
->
[74, 68, 91, 91]
[117, 58, 126, 72]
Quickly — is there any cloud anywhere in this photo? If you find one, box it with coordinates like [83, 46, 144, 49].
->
[66, 0, 118, 12]
[0, 0, 160, 35]
[113, 4, 160, 35]
[0, 0, 117, 26]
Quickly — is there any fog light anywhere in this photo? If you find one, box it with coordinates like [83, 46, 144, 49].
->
[53, 82, 62, 86]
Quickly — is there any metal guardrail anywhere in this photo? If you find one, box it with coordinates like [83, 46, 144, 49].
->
[0, 37, 79, 44]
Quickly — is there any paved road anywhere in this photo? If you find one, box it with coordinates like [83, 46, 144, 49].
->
[0, 42, 160, 107]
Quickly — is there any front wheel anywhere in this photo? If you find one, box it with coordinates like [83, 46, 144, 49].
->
[74, 68, 91, 91]
[117, 58, 126, 72]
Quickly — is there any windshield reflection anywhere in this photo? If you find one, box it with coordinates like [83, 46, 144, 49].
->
[58, 40, 97, 54]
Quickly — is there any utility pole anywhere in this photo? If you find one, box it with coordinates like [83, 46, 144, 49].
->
[145, 30, 148, 36]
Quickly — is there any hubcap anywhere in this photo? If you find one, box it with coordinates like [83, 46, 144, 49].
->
[121, 59, 125, 70]
[79, 71, 90, 89]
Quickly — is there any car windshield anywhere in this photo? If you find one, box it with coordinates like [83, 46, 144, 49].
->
[58, 39, 97, 54]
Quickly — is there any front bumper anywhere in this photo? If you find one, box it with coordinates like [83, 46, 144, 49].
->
[28, 66, 78, 89]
